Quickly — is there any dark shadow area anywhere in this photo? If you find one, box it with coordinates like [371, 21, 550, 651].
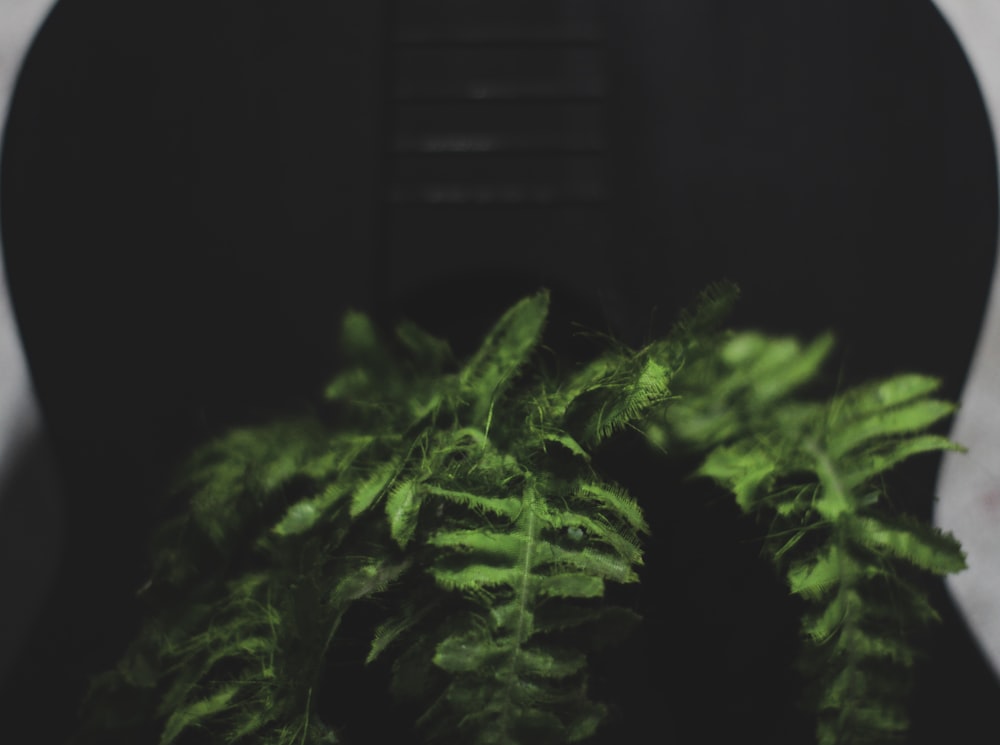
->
[0, 428, 64, 687]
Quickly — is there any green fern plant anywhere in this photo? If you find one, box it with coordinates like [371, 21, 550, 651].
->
[70, 282, 966, 745]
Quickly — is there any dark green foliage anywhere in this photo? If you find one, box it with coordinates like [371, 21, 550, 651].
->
[71, 283, 966, 745]
[649, 325, 966, 745]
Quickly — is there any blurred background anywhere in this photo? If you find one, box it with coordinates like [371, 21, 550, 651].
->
[1, 1, 998, 743]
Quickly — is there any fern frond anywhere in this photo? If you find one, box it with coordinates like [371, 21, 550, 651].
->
[366, 604, 433, 665]
[788, 543, 843, 601]
[851, 514, 967, 575]
[578, 355, 675, 447]
[459, 289, 550, 425]
[423, 483, 522, 520]
[330, 556, 413, 605]
[271, 482, 349, 537]
[395, 318, 454, 373]
[666, 279, 741, 346]
[427, 526, 527, 562]
[173, 418, 329, 550]
[839, 434, 964, 490]
[299, 432, 382, 481]
[539, 430, 591, 461]
[695, 440, 778, 513]
[393, 466, 645, 743]
[827, 395, 956, 459]
[349, 457, 402, 517]
[742, 332, 835, 403]
[535, 573, 605, 599]
[386, 478, 423, 548]
[651, 324, 967, 745]
[541, 354, 617, 425]
[324, 311, 392, 401]
[573, 480, 649, 535]
[74, 285, 965, 745]
[160, 683, 242, 745]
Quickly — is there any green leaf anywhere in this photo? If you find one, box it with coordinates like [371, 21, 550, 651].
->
[517, 646, 587, 678]
[177, 419, 326, 548]
[540, 431, 591, 461]
[339, 310, 382, 361]
[852, 515, 967, 575]
[324, 311, 396, 401]
[272, 482, 349, 537]
[276, 502, 321, 540]
[226, 705, 281, 743]
[770, 529, 808, 561]
[544, 513, 643, 566]
[749, 333, 835, 403]
[331, 559, 411, 606]
[160, 683, 241, 744]
[720, 331, 769, 367]
[566, 701, 608, 742]
[696, 442, 776, 512]
[544, 355, 616, 423]
[666, 279, 740, 343]
[323, 367, 371, 402]
[828, 399, 956, 457]
[802, 587, 859, 643]
[227, 706, 279, 742]
[540, 546, 639, 583]
[583, 357, 672, 445]
[536, 573, 605, 599]
[433, 631, 500, 673]
[428, 528, 526, 561]
[386, 479, 422, 548]
[816, 705, 909, 745]
[574, 482, 649, 534]
[431, 564, 524, 591]
[842, 434, 965, 489]
[395, 319, 453, 372]
[459, 290, 550, 424]
[768, 483, 817, 519]
[350, 459, 400, 517]
[423, 484, 522, 519]
[366, 607, 431, 665]
[854, 374, 942, 413]
[301, 433, 379, 480]
[835, 626, 916, 667]
[788, 544, 842, 599]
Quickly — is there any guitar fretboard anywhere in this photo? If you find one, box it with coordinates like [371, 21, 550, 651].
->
[379, 0, 609, 295]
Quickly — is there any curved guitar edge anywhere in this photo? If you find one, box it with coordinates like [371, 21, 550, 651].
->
[932, 0, 1000, 683]
[0, 0, 63, 690]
